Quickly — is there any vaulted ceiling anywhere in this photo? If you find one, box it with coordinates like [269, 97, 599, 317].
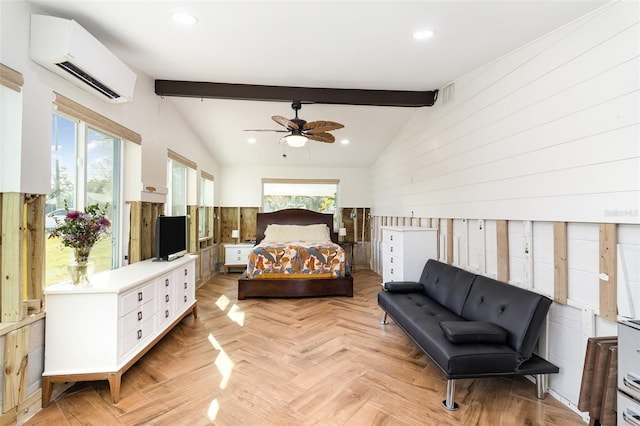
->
[28, 0, 607, 167]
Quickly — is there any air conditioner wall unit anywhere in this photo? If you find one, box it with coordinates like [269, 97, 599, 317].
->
[29, 14, 137, 103]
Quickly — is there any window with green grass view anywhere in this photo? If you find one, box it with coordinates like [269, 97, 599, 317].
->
[262, 179, 339, 225]
[46, 113, 121, 285]
[167, 158, 188, 216]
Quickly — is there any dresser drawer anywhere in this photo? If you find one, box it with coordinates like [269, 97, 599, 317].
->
[157, 303, 174, 328]
[119, 313, 155, 358]
[384, 230, 404, 244]
[382, 259, 404, 283]
[618, 391, 640, 426]
[119, 299, 155, 336]
[120, 281, 157, 317]
[174, 261, 195, 312]
[619, 322, 640, 400]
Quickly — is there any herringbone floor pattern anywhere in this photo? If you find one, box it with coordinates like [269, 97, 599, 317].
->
[27, 270, 586, 425]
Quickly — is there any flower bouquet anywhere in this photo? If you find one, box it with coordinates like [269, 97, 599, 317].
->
[49, 203, 111, 284]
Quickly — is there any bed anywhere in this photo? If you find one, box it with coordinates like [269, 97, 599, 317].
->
[237, 209, 354, 299]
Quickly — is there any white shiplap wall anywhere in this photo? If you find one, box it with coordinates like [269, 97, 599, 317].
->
[371, 1, 639, 224]
[371, 1, 640, 415]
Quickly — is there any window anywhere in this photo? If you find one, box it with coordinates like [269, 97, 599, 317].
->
[166, 149, 197, 218]
[199, 173, 214, 238]
[262, 179, 339, 224]
[167, 158, 187, 216]
[46, 113, 121, 285]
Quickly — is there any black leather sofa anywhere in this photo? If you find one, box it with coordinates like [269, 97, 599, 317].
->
[378, 259, 559, 410]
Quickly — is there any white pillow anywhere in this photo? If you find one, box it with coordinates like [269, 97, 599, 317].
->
[263, 224, 331, 242]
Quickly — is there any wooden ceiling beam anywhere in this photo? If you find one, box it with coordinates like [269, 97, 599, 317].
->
[154, 80, 438, 107]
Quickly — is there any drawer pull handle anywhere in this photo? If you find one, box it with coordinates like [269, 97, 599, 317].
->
[390, 246, 393, 252]
[390, 268, 394, 274]
[165, 310, 169, 318]
[623, 409, 640, 426]
[165, 279, 169, 287]
[137, 311, 142, 321]
[138, 292, 143, 302]
[624, 374, 640, 393]
[137, 330, 142, 340]
[184, 282, 188, 289]
[390, 258, 393, 263]
[165, 294, 170, 303]
[390, 235, 393, 241]
[184, 295, 187, 302]
[184, 268, 188, 276]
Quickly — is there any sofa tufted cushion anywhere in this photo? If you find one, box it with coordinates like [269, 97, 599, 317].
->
[439, 321, 508, 344]
[419, 260, 476, 316]
[460, 275, 552, 359]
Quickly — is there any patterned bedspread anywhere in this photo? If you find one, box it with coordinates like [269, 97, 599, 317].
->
[246, 241, 347, 279]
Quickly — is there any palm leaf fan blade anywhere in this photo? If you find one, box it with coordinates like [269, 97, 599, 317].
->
[303, 120, 344, 133]
[272, 115, 299, 130]
[306, 132, 335, 143]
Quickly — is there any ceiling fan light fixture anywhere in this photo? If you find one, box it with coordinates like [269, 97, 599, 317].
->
[285, 135, 307, 147]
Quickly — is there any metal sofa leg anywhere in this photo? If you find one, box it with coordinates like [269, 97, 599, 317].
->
[442, 379, 459, 411]
[380, 311, 388, 325]
[536, 374, 547, 399]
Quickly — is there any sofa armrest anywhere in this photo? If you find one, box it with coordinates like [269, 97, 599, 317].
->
[383, 281, 424, 293]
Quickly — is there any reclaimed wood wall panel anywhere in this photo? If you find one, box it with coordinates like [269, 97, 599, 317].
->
[598, 223, 617, 321]
[554, 222, 568, 304]
[1, 193, 24, 322]
[2, 327, 29, 413]
[496, 220, 509, 282]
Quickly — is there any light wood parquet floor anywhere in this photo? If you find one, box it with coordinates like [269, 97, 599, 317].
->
[26, 270, 586, 425]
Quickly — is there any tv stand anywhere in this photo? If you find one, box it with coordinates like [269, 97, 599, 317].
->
[41, 256, 197, 406]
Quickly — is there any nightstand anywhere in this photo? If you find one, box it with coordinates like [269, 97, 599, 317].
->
[223, 243, 254, 273]
[339, 241, 356, 273]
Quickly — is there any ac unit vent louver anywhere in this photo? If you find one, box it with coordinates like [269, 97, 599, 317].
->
[29, 14, 136, 103]
[56, 61, 121, 100]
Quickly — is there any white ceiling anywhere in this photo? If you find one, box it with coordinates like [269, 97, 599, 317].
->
[28, 0, 607, 168]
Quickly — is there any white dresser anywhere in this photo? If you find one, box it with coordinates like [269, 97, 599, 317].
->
[223, 243, 254, 273]
[42, 256, 197, 406]
[618, 320, 640, 425]
[381, 226, 438, 283]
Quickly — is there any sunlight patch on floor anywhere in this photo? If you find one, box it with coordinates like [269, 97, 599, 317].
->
[207, 398, 220, 421]
[208, 333, 234, 389]
[227, 304, 245, 326]
[216, 294, 230, 311]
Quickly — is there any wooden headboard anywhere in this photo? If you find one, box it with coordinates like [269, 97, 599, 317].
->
[255, 209, 337, 243]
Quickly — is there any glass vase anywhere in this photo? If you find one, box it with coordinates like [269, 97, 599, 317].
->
[68, 246, 94, 285]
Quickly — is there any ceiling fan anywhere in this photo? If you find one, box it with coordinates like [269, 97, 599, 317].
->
[246, 101, 344, 147]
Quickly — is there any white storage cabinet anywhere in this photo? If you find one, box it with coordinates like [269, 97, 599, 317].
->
[42, 256, 197, 406]
[381, 226, 438, 283]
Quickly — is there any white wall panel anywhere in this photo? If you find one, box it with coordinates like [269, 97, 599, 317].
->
[532, 222, 554, 297]
[371, 1, 640, 224]
[547, 303, 585, 407]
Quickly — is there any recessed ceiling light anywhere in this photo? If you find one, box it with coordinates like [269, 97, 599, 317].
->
[341, 139, 350, 145]
[248, 138, 256, 144]
[172, 12, 198, 25]
[413, 30, 434, 40]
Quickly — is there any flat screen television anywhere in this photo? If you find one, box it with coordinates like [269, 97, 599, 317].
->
[154, 215, 187, 261]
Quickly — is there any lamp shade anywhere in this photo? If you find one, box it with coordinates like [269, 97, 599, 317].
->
[339, 227, 347, 237]
[285, 134, 307, 147]
[231, 229, 240, 238]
